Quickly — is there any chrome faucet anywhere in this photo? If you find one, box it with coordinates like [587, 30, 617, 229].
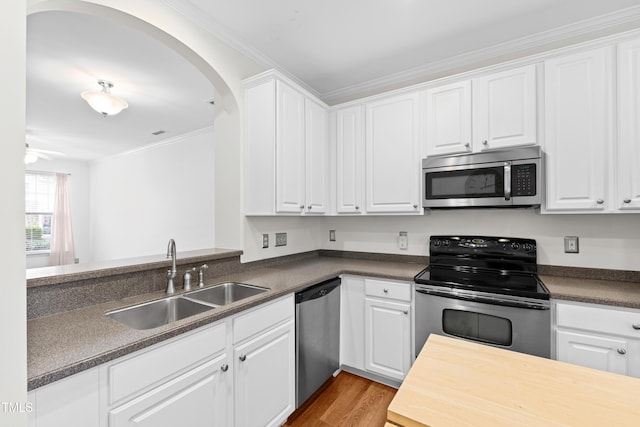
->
[166, 238, 177, 294]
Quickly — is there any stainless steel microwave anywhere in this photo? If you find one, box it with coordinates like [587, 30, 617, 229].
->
[422, 146, 542, 208]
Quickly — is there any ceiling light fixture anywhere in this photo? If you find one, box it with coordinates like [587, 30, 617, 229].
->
[24, 143, 39, 165]
[81, 80, 128, 117]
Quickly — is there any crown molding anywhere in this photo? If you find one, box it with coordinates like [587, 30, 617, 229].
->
[160, 0, 321, 99]
[321, 5, 640, 104]
[161, 2, 640, 105]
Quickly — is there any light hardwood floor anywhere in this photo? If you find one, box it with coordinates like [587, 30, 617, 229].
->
[284, 372, 397, 427]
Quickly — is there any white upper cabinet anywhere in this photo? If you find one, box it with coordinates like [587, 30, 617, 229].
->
[425, 64, 537, 157]
[617, 38, 640, 212]
[305, 98, 329, 214]
[334, 105, 364, 214]
[425, 80, 472, 156]
[365, 92, 421, 213]
[473, 65, 537, 151]
[244, 71, 329, 215]
[544, 47, 612, 212]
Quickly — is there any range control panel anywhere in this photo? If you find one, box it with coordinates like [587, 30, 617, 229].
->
[429, 235, 537, 265]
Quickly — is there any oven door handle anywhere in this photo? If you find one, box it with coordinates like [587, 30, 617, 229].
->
[415, 287, 549, 310]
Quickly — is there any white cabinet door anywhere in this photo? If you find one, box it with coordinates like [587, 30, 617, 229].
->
[340, 275, 365, 370]
[365, 93, 421, 213]
[473, 65, 537, 151]
[556, 330, 630, 376]
[234, 320, 295, 427]
[544, 47, 612, 211]
[617, 38, 640, 212]
[305, 98, 329, 214]
[276, 80, 306, 213]
[426, 81, 472, 156]
[30, 368, 100, 427]
[364, 297, 411, 381]
[109, 355, 230, 427]
[335, 105, 364, 214]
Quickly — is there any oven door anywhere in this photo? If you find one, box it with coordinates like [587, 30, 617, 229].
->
[415, 284, 550, 358]
[424, 161, 511, 208]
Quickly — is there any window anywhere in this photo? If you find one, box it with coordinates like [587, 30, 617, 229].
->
[25, 172, 55, 253]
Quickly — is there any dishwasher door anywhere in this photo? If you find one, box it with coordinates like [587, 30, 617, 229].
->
[295, 277, 341, 408]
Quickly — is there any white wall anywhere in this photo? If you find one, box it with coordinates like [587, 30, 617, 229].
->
[26, 159, 90, 268]
[1, 1, 26, 424]
[244, 210, 640, 271]
[89, 127, 215, 261]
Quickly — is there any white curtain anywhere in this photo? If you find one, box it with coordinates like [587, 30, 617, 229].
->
[49, 173, 75, 266]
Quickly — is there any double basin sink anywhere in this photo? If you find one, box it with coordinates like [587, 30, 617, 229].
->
[107, 282, 268, 330]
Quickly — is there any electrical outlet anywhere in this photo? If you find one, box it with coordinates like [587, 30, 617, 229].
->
[564, 236, 579, 253]
[329, 230, 336, 241]
[262, 234, 269, 249]
[398, 231, 408, 250]
[275, 232, 287, 247]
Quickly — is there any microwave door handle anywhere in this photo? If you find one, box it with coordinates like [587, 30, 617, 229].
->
[504, 164, 511, 201]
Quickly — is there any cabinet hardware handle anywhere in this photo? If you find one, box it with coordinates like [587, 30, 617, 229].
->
[632, 323, 640, 330]
[355, 206, 360, 210]
[300, 205, 304, 210]
[617, 348, 627, 355]
[464, 143, 471, 148]
[596, 199, 604, 205]
[403, 310, 408, 315]
[482, 140, 488, 146]
[413, 204, 418, 209]
[308, 205, 312, 210]
[383, 288, 389, 293]
[221, 364, 229, 372]
[239, 355, 247, 362]
[624, 199, 631, 204]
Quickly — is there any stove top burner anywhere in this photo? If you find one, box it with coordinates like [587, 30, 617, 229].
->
[414, 235, 550, 300]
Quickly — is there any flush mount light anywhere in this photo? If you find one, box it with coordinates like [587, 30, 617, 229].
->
[81, 80, 128, 117]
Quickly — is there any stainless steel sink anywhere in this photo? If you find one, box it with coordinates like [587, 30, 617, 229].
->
[106, 296, 214, 330]
[184, 282, 268, 306]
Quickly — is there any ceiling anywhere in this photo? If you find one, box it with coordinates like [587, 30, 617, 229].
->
[27, 1, 640, 161]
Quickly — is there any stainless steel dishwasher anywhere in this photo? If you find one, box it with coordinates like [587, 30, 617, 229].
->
[295, 277, 341, 408]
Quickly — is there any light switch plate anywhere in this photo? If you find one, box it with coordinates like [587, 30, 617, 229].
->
[275, 232, 287, 247]
[329, 230, 336, 241]
[399, 231, 408, 250]
[564, 236, 579, 253]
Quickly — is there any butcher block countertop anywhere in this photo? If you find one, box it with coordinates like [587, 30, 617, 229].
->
[387, 334, 640, 427]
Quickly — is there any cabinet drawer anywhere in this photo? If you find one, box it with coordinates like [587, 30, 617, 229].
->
[108, 321, 226, 405]
[233, 294, 294, 344]
[556, 301, 640, 338]
[365, 278, 412, 302]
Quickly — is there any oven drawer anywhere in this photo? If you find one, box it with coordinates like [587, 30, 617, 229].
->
[556, 301, 640, 338]
[365, 278, 412, 302]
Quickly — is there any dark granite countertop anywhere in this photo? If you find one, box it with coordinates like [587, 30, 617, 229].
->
[28, 256, 424, 390]
[27, 254, 640, 391]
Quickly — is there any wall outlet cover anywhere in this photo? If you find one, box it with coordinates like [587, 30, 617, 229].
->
[275, 232, 287, 247]
[399, 231, 408, 250]
[564, 236, 579, 253]
[329, 230, 336, 242]
[262, 234, 269, 249]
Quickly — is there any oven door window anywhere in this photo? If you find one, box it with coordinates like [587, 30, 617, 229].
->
[426, 167, 504, 199]
[442, 309, 512, 346]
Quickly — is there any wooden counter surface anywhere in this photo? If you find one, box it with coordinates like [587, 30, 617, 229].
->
[387, 334, 640, 427]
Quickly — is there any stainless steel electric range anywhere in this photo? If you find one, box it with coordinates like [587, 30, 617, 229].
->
[414, 235, 550, 358]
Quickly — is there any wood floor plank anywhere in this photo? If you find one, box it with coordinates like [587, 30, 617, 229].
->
[284, 372, 397, 427]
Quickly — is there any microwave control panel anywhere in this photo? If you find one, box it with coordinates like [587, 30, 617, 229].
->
[511, 163, 536, 197]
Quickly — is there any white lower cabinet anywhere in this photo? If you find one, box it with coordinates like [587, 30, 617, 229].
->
[340, 275, 413, 382]
[554, 300, 640, 377]
[28, 367, 100, 427]
[233, 320, 295, 427]
[364, 297, 411, 380]
[108, 354, 230, 427]
[29, 295, 294, 427]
